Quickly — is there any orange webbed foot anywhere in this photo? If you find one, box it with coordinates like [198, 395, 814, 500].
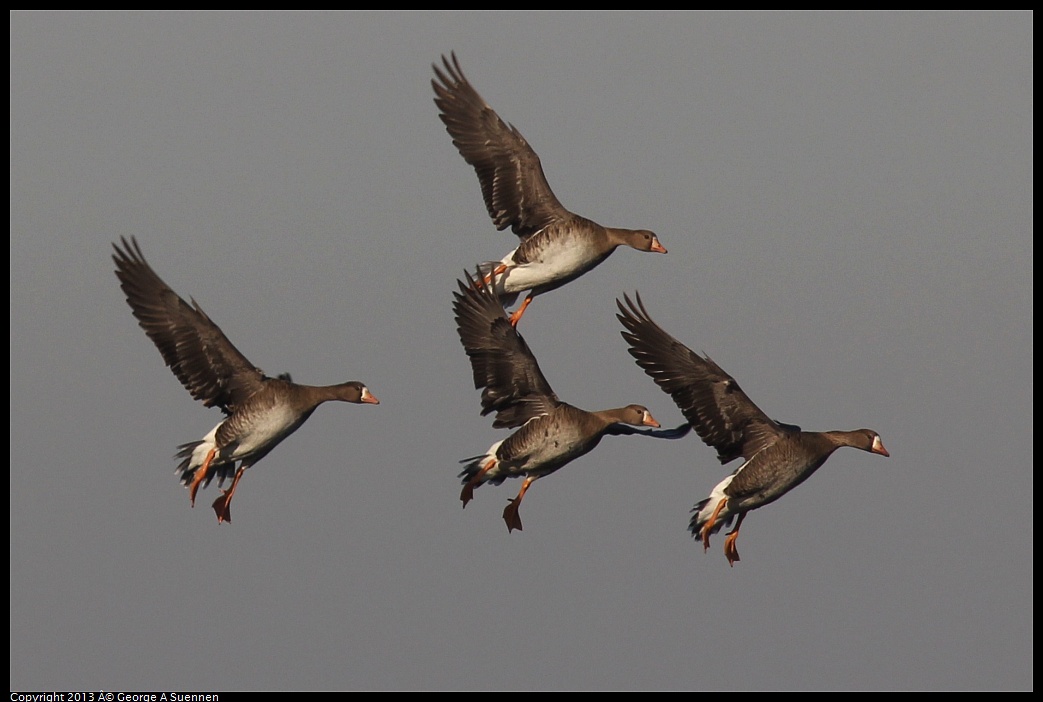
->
[460, 483, 476, 508]
[503, 498, 524, 533]
[188, 448, 217, 507]
[210, 466, 244, 524]
[212, 492, 232, 524]
[724, 532, 740, 567]
[502, 476, 534, 533]
[723, 513, 745, 566]
[700, 498, 728, 553]
[508, 296, 533, 327]
[461, 458, 496, 509]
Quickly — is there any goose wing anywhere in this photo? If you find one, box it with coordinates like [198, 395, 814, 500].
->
[453, 268, 560, 428]
[616, 292, 787, 464]
[113, 236, 266, 415]
[433, 52, 568, 240]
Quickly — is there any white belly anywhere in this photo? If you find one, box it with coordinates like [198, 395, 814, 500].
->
[498, 243, 595, 294]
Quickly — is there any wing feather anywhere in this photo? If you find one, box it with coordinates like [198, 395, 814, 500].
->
[452, 268, 559, 428]
[616, 292, 785, 463]
[433, 52, 567, 239]
[113, 236, 266, 415]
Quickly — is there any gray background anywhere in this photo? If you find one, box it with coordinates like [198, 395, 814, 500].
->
[10, 11, 1032, 691]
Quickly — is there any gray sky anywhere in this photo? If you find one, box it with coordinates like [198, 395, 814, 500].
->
[10, 11, 1032, 691]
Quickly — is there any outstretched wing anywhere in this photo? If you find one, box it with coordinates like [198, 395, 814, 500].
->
[433, 52, 568, 240]
[452, 268, 560, 428]
[112, 236, 266, 415]
[616, 292, 786, 464]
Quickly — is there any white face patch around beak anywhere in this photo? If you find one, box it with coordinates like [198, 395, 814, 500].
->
[871, 434, 889, 456]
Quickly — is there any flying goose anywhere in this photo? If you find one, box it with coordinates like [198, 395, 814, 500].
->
[434, 52, 667, 327]
[113, 236, 378, 523]
[453, 270, 687, 532]
[617, 293, 888, 565]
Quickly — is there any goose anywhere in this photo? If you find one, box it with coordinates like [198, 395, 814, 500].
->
[112, 236, 378, 523]
[434, 52, 667, 327]
[616, 293, 888, 565]
[453, 270, 688, 532]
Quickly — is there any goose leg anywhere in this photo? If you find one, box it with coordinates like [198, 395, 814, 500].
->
[723, 512, 747, 567]
[188, 447, 216, 507]
[700, 498, 728, 553]
[503, 476, 537, 533]
[479, 263, 508, 287]
[461, 457, 497, 508]
[212, 466, 245, 524]
[508, 294, 534, 327]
